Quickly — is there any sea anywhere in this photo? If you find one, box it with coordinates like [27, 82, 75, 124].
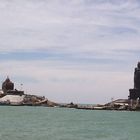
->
[0, 106, 139, 140]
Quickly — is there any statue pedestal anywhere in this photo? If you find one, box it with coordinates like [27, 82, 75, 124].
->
[129, 89, 140, 100]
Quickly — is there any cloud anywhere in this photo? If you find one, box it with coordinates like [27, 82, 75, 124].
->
[0, 0, 139, 51]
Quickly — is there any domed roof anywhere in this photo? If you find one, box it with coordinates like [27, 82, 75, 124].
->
[2, 77, 14, 92]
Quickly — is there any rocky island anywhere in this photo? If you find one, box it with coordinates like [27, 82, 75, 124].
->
[0, 77, 58, 107]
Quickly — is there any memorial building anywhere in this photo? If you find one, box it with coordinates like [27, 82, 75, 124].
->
[2, 77, 24, 95]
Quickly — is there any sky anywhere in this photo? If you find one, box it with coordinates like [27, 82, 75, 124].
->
[0, 0, 140, 104]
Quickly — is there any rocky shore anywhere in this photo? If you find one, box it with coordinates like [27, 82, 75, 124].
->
[0, 90, 131, 110]
[0, 91, 140, 111]
[0, 92, 59, 107]
[58, 99, 140, 111]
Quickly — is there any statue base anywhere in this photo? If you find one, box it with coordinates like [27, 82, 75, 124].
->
[129, 89, 140, 100]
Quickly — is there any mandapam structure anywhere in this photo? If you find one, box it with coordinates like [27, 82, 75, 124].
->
[2, 77, 24, 95]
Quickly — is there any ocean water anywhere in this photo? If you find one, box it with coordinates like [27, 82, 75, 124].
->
[0, 106, 139, 140]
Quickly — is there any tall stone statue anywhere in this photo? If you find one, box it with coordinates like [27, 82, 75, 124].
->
[134, 62, 140, 89]
[129, 62, 140, 100]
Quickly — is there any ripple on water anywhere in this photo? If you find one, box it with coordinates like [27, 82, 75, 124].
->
[0, 106, 139, 140]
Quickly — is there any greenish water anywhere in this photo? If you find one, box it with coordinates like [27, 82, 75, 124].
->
[0, 106, 139, 140]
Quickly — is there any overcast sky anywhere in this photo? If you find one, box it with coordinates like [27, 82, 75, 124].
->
[0, 0, 140, 104]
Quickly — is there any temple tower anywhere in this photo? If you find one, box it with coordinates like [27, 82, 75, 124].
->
[2, 77, 14, 93]
[1, 77, 24, 95]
